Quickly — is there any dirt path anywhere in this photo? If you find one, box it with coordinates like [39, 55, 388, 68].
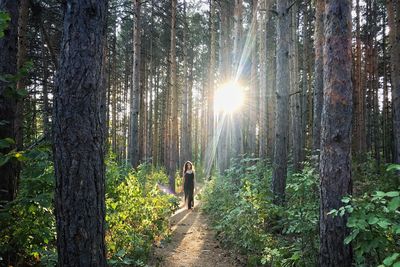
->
[150, 197, 239, 267]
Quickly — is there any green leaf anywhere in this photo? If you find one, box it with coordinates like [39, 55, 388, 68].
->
[385, 191, 400, 197]
[387, 164, 400, 172]
[367, 216, 379, 225]
[342, 196, 351, 203]
[0, 11, 10, 37]
[388, 197, 400, 211]
[16, 88, 28, 97]
[0, 154, 10, 166]
[0, 138, 15, 149]
[383, 253, 399, 266]
[393, 261, 400, 267]
[377, 220, 391, 229]
[375, 191, 386, 197]
[344, 229, 359, 244]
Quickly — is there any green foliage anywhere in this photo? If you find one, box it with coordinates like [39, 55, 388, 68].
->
[105, 158, 179, 266]
[330, 189, 400, 266]
[0, 11, 10, 38]
[0, 144, 57, 266]
[0, 151, 179, 266]
[201, 158, 319, 266]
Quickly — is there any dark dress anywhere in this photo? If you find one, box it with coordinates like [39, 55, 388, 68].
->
[184, 172, 194, 209]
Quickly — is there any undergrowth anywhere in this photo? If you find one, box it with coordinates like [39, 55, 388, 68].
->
[201, 156, 400, 267]
[0, 147, 179, 266]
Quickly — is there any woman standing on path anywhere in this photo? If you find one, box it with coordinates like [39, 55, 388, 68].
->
[183, 161, 195, 210]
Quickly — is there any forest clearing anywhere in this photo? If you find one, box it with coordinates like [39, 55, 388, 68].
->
[0, 0, 399, 266]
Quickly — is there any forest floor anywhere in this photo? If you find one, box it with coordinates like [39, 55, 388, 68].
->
[149, 191, 240, 267]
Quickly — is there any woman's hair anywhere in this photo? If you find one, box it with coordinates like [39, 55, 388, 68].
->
[183, 161, 194, 174]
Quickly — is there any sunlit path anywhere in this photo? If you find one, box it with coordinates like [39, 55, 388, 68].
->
[150, 198, 239, 267]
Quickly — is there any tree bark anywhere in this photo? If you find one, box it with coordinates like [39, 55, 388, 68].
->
[53, 0, 108, 265]
[259, 0, 267, 158]
[129, 0, 141, 168]
[313, 0, 324, 160]
[205, 0, 216, 175]
[290, 2, 301, 172]
[0, 0, 19, 203]
[387, 0, 400, 164]
[169, 0, 178, 193]
[248, 0, 258, 155]
[272, 0, 290, 205]
[319, 1, 353, 266]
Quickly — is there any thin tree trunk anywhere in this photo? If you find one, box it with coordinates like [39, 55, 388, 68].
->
[266, 8, 276, 159]
[169, 0, 178, 193]
[0, 0, 19, 203]
[387, 0, 400, 165]
[181, 0, 189, 167]
[205, 0, 216, 174]
[290, 2, 301, 172]
[249, 0, 258, 155]
[129, 0, 141, 168]
[319, 1, 353, 265]
[313, 0, 324, 160]
[272, 0, 290, 205]
[53, 0, 108, 265]
[259, 0, 267, 158]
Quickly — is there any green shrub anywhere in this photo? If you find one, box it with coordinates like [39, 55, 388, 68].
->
[202, 157, 319, 266]
[0, 150, 179, 266]
[0, 144, 57, 266]
[105, 160, 179, 266]
[330, 189, 400, 266]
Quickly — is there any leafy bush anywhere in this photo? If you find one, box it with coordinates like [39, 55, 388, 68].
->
[0, 144, 57, 266]
[330, 189, 400, 266]
[105, 160, 179, 266]
[201, 157, 319, 266]
[0, 150, 179, 266]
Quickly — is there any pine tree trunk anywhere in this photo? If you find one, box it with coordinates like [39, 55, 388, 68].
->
[319, 1, 353, 265]
[258, 0, 267, 158]
[313, 0, 324, 159]
[272, 0, 290, 204]
[129, 0, 141, 168]
[266, 9, 276, 159]
[205, 0, 216, 174]
[387, 0, 400, 164]
[248, 0, 258, 155]
[53, 0, 108, 265]
[181, 0, 189, 167]
[15, 0, 29, 148]
[169, 0, 178, 193]
[290, 2, 301, 172]
[0, 0, 19, 203]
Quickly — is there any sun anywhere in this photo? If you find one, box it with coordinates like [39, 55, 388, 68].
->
[214, 81, 245, 114]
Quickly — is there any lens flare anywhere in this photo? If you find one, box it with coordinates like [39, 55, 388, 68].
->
[214, 81, 245, 113]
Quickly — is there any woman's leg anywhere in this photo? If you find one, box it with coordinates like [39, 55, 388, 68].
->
[188, 188, 194, 209]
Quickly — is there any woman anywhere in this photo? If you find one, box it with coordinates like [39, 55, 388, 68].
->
[183, 161, 195, 210]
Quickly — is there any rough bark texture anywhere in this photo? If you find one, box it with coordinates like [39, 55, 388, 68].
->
[353, 0, 366, 155]
[205, 0, 216, 175]
[248, 0, 258, 155]
[272, 0, 290, 205]
[169, 0, 178, 193]
[313, 0, 324, 159]
[53, 0, 108, 265]
[387, 0, 400, 164]
[290, 2, 301, 172]
[258, 0, 267, 158]
[15, 0, 29, 147]
[129, 0, 141, 168]
[266, 4, 276, 159]
[0, 0, 19, 203]
[319, 1, 353, 266]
